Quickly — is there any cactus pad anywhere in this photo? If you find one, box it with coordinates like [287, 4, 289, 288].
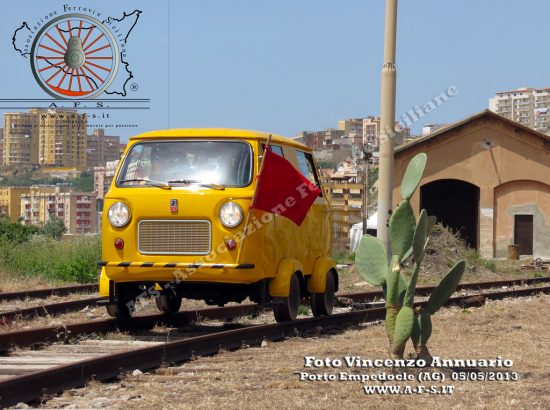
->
[427, 261, 466, 314]
[389, 200, 416, 258]
[400, 153, 427, 200]
[411, 309, 433, 348]
[413, 210, 429, 263]
[355, 235, 387, 286]
[392, 306, 415, 356]
[404, 262, 420, 307]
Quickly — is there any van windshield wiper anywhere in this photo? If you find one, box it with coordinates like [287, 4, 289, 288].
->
[119, 178, 172, 189]
[168, 179, 225, 190]
[168, 179, 201, 185]
[199, 183, 225, 190]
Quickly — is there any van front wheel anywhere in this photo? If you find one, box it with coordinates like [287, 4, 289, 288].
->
[106, 299, 134, 320]
[311, 270, 335, 317]
[273, 273, 301, 322]
[156, 290, 182, 314]
[106, 283, 135, 321]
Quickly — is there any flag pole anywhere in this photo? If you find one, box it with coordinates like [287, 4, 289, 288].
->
[238, 134, 272, 249]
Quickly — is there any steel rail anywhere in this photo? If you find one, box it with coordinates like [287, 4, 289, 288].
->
[0, 310, 370, 407]
[4, 277, 549, 323]
[0, 304, 261, 351]
[337, 276, 550, 302]
[1, 278, 549, 348]
[0, 284, 98, 302]
[0, 285, 548, 407]
[0, 297, 105, 322]
[3, 276, 546, 304]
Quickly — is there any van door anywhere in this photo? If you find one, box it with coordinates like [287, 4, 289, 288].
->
[293, 150, 331, 272]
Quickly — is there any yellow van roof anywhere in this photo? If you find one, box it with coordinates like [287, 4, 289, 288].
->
[129, 128, 310, 151]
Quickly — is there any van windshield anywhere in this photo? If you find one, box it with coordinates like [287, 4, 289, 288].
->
[117, 141, 253, 188]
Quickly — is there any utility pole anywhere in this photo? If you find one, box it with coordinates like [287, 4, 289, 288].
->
[377, 0, 398, 252]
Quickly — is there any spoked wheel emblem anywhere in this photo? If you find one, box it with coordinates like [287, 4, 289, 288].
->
[30, 14, 120, 99]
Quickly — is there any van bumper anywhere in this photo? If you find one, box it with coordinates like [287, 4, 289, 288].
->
[97, 261, 255, 269]
[97, 261, 257, 291]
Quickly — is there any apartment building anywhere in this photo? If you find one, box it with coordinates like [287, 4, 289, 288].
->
[362, 117, 381, 147]
[294, 129, 345, 150]
[0, 128, 4, 165]
[87, 129, 124, 168]
[338, 118, 364, 134]
[297, 117, 410, 151]
[0, 186, 31, 221]
[93, 160, 119, 200]
[3, 109, 88, 169]
[20, 186, 97, 235]
[38, 109, 87, 168]
[338, 117, 410, 147]
[2, 111, 40, 165]
[489, 87, 550, 134]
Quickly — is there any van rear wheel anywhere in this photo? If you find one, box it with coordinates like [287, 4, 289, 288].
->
[156, 290, 182, 314]
[273, 273, 301, 322]
[311, 270, 335, 317]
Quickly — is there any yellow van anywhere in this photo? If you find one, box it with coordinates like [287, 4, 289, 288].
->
[98, 129, 337, 322]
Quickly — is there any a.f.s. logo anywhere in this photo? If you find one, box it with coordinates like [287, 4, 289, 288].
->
[170, 199, 178, 212]
[13, 7, 143, 100]
[30, 14, 120, 99]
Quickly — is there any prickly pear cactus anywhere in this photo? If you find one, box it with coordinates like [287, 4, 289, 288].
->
[356, 153, 465, 359]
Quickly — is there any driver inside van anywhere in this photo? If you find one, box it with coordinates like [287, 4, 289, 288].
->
[148, 145, 189, 182]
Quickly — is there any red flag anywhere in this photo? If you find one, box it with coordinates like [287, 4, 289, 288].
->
[250, 149, 321, 226]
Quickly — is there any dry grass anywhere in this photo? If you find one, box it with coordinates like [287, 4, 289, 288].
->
[0, 274, 76, 293]
[339, 224, 546, 293]
[43, 293, 550, 409]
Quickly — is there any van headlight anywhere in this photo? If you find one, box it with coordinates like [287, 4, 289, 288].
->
[219, 202, 243, 228]
[108, 202, 131, 227]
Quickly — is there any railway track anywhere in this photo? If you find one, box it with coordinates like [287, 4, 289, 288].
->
[2, 277, 549, 323]
[0, 284, 99, 324]
[0, 285, 97, 302]
[0, 284, 548, 407]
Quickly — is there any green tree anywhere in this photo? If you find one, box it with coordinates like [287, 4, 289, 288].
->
[42, 216, 67, 240]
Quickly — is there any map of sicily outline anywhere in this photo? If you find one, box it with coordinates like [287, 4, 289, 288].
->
[11, 5, 142, 98]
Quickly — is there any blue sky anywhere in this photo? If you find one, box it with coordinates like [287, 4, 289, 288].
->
[1, 0, 549, 142]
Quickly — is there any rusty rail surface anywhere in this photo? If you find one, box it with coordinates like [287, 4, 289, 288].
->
[0, 284, 98, 302]
[0, 297, 105, 322]
[0, 285, 549, 407]
[338, 276, 550, 301]
[3, 276, 548, 323]
[0, 304, 261, 351]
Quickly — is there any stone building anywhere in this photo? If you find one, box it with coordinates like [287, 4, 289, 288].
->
[393, 110, 550, 259]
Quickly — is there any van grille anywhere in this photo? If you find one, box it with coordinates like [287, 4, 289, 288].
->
[138, 220, 211, 255]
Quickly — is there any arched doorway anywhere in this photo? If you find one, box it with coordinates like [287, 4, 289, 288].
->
[420, 179, 480, 249]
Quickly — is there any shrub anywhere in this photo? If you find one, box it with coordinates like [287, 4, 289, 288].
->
[0, 217, 39, 243]
[0, 236, 100, 283]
